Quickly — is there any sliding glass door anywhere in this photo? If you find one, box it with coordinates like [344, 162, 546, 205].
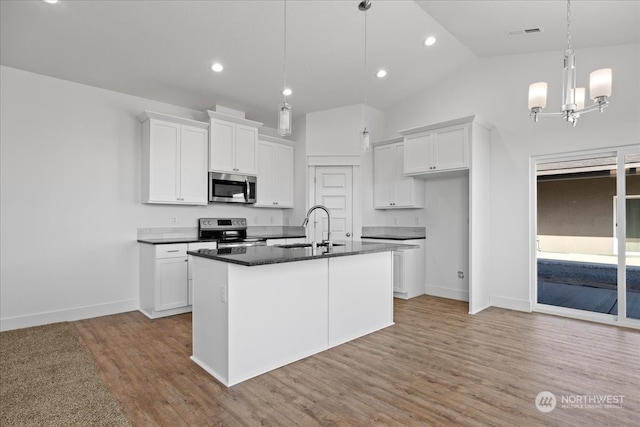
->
[535, 148, 639, 325]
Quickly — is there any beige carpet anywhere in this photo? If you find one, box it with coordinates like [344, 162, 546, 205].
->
[0, 322, 129, 427]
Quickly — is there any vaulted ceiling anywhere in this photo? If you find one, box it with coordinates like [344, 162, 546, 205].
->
[1, 1, 638, 128]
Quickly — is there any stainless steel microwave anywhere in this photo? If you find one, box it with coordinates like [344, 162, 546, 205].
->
[209, 172, 256, 204]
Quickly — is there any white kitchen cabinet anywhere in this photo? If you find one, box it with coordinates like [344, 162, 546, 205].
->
[256, 135, 295, 208]
[206, 111, 263, 175]
[362, 238, 425, 299]
[373, 138, 424, 209]
[140, 241, 218, 318]
[402, 121, 469, 176]
[187, 241, 218, 306]
[139, 111, 209, 205]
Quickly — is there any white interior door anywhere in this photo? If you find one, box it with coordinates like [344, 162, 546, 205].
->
[314, 167, 353, 243]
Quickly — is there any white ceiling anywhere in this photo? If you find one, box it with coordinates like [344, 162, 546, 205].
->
[1, 0, 638, 129]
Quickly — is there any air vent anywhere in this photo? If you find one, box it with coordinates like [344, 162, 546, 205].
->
[507, 27, 544, 36]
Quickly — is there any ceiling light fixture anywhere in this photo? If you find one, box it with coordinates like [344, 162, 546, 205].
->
[528, 0, 611, 126]
[423, 36, 436, 47]
[359, 0, 372, 152]
[43, 0, 59, 3]
[277, 0, 292, 136]
[210, 63, 223, 73]
[376, 69, 387, 79]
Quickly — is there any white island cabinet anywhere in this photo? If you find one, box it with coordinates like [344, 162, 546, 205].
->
[189, 245, 397, 387]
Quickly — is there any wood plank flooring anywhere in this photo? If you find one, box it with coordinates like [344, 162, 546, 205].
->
[72, 296, 640, 426]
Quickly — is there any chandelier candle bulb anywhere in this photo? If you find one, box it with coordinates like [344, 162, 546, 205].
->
[574, 87, 585, 110]
[590, 68, 612, 99]
[528, 82, 548, 109]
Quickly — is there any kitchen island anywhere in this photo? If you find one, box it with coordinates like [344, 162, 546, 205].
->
[188, 241, 416, 386]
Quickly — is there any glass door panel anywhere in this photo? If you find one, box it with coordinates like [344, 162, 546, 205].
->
[625, 153, 640, 320]
[537, 155, 619, 315]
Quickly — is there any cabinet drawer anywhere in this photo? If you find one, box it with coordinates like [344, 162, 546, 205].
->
[155, 244, 188, 258]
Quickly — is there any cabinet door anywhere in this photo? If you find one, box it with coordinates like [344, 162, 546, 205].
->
[433, 124, 468, 171]
[373, 144, 395, 208]
[256, 141, 275, 206]
[404, 131, 433, 175]
[179, 126, 208, 204]
[155, 257, 188, 311]
[234, 125, 258, 174]
[273, 144, 294, 207]
[210, 119, 235, 173]
[148, 120, 180, 202]
[393, 144, 417, 207]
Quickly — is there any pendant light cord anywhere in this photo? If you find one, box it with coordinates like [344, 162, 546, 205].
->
[283, 0, 287, 103]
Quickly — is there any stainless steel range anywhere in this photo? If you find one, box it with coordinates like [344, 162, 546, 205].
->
[198, 218, 266, 248]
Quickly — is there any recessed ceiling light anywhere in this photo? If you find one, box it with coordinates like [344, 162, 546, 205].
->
[210, 63, 223, 73]
[376, 69, 387, 79]
[43, 0, 59, 3]
[282, 88, 293, 96]
[423, 36, 437, 47]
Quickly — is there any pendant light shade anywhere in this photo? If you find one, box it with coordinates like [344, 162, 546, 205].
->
[278, 102, 292, 136]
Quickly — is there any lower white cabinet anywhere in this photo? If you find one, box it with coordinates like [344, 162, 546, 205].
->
[362, 238, 425, 299]
[139, 241, 217, 318]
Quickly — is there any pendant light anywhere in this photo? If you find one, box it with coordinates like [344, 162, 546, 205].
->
[278, 0, 292, 136]
[359, 0, 371, 151]
[527, 0, 612, 126]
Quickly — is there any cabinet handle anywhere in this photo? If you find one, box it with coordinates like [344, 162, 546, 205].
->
[167, 250, 180, 252]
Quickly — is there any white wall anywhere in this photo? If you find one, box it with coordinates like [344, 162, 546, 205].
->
[0, 66, 285, 330]
[384, 44, 640, 311]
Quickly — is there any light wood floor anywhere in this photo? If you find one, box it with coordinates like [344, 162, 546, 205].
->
[72, 296, 639, 426]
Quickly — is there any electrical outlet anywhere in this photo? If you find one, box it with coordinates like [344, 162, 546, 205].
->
[393, 217, 398, 225]
[458, 271, 465, 279]
[220, 285, 227, 303]
[414, 216, 420, 225]
[171, 216, 178, 224]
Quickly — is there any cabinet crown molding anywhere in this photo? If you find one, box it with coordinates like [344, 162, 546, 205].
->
[398, 115, 492, 136]
[204, 110, 263, 128]
[371, 136, 403, 147]
[138, 110, 209, 129]
[258, 134, 296, 146]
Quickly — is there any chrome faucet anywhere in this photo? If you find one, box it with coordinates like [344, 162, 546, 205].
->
[302, 204, 332, 248]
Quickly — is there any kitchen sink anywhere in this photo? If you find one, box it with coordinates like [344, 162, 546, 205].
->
[276, 242, 345, 249]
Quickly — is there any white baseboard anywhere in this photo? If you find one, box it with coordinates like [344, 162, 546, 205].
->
[424, 285, 469, 302]
[490, 295, 532, 312]
[0, 298, 139, 332]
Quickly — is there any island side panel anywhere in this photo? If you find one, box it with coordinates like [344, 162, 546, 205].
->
[191, 257, 230, 386]
[328, 251, 394, 347]
[227, 258, 329, 386]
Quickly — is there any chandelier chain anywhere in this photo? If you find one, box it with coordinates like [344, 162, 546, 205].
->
[566, 0, 572, 50]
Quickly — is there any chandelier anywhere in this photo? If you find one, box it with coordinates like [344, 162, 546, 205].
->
[527, 0, 612, 126]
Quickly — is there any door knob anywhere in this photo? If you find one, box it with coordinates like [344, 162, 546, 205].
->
[346, 232, 351, 237]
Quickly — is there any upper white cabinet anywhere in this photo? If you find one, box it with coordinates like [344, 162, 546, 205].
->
[255, 135, 295, 208]
[139, 111, 209, 205]
[373, 138, 424, 209]
[205, 111, 263, 175]
[401, 119, 469, 176]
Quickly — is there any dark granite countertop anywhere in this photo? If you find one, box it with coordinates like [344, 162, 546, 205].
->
[361, 235, 426, 241]
[137, 233, 306, 245]
[188, 241, 418, 267]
